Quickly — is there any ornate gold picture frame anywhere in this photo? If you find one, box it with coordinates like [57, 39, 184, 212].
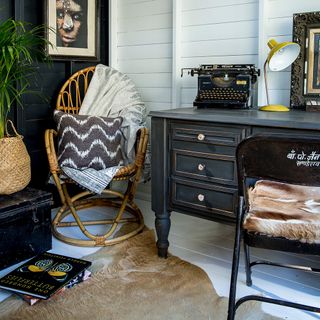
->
[307, 28, 320, 95]
[291, 11, 320, 110]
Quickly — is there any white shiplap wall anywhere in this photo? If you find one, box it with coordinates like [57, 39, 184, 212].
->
[110, 0, 320, 199]
[180, 0, 259, 107]
[260, 0, 320, 106]
[111, 0, 320, 111]
[110, 0, 173, 200]
[111, 0, 173, 122]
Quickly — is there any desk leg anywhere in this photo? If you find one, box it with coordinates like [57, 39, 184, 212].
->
[151, 117, 170, 258]
[155, 210, 171, 258]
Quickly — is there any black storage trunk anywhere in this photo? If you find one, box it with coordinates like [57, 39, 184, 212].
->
[0, 188, 52, 270]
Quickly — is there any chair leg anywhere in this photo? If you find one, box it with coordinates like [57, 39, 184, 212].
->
[227, 197, 244, 320]
[243, 242, 252, 286]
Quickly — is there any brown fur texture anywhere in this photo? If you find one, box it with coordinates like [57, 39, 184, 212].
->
[245, 180, 320, 243]
[0, 230, 280, 320]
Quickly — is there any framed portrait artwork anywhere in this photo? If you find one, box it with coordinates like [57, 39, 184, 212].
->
[291, 11, 320, 111]
[45, 0, 100, 61]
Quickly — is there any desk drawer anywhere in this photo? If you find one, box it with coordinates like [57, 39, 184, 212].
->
[171, 121, 248, 155]
[172, 150, 236, 185]
[171, 177, 237, 219]
[171, 121, 247, 143]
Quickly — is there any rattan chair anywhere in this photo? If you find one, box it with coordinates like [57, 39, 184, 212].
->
[227, 134, 320, 320]
[45, 66, 148, 246]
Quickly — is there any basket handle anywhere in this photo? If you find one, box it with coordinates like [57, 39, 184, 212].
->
[5, 120, 22, 138]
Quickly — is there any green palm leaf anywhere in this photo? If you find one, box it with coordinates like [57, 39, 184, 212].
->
[0, 19, 52, 138]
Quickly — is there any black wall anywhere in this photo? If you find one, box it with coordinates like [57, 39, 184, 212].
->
[0, 0, 109, 189]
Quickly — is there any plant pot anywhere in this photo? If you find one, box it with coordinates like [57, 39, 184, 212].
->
[0, 121, 31, 195]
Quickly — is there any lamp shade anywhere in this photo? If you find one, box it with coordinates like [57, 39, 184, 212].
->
[267, 39, 300, 71]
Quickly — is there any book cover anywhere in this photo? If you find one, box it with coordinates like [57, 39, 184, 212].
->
[19, 270, 92, 305]
[0, 252, 91, 299]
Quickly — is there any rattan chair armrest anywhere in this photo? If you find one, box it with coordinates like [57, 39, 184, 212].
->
[134, 127, 149, 168]
[44, 129, 60, 173]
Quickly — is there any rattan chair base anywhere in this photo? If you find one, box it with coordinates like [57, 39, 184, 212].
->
[52, 196, 144, 247]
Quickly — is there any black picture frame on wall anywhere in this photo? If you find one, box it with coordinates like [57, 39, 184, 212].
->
[291, 11, 320, 111]
[45, 0, 100, 61]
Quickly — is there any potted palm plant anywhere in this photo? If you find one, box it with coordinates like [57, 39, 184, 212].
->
[0, 19, 51, 138]
[0, 19, 51, 194]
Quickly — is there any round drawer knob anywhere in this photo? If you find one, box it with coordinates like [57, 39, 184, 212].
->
[197, 133, 205, 141]
[198, 163, 205, 171]
[197, 194, 205, 202]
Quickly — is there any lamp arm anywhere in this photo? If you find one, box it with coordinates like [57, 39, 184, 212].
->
[264, 59, 270, 106]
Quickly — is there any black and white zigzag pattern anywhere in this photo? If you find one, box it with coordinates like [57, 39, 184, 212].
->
[54, 111, 124, 170]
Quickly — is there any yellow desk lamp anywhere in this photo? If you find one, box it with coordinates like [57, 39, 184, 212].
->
[259, 39, 300, 112]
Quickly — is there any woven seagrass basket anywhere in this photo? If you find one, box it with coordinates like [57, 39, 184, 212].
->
[0, 120, 31, 195]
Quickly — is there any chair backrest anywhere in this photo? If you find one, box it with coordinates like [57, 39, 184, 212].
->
[56, 66, 95, 114]
[236, 134, 320, 197]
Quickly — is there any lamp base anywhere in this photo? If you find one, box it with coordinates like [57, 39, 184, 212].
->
[259, 104, 289, 112]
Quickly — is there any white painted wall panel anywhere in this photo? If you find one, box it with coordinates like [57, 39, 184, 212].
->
[182, 0, 258, 11]
[268, 72, 291, 90]
[268, 89, 291, 107]
[128, 73, 172, 88]
[267, 17, 292, 37]
[120, 0, 151, 3]
[140, 87, 171, 103]
[180, 88, 199, 105]
[118, 0, 171, 18]
[111, 0, 320, 199]
[268, 0, 320, 18]
[181, 38, 258, 58]
[114, 0, 172, 113]
[182, 20, 258, 42]
[261, 0, 320, 106]
[113, 0, 320, 110]
[180, 1, 259, 105]
[118, 58, 172, 74]
[117, 14, 172, 32]
[182, 3, 259, 26]
[118, 29, 172, 46]
[112, 0, 173, 199]
[117, 43, 172, 60]
[147, 102, 172, 112]
[181, 55, 259, 69]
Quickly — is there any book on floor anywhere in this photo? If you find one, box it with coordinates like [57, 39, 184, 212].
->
[19, 269, 92, 305]
[0, 251, 91, 300]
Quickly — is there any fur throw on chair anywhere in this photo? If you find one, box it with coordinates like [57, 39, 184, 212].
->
[244, 180, 320, 243]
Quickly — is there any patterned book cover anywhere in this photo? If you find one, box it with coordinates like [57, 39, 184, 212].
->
[0, 252, 91, 299]
[19, 270, 92, 305]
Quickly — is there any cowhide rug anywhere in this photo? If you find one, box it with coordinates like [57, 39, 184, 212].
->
[0, 230, 280, 320]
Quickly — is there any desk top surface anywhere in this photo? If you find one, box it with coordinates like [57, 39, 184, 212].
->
[149, 107, 320, 130]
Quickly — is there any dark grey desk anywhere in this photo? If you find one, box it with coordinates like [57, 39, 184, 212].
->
[150, 107, 320, 257]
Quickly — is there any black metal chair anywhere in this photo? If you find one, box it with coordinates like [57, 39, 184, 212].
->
[227, 134, 320, 320]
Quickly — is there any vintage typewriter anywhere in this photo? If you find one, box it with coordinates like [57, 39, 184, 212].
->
[181, 64, 260, 108]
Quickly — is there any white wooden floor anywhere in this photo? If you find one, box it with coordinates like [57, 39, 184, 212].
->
[1, 199, 319, 320]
